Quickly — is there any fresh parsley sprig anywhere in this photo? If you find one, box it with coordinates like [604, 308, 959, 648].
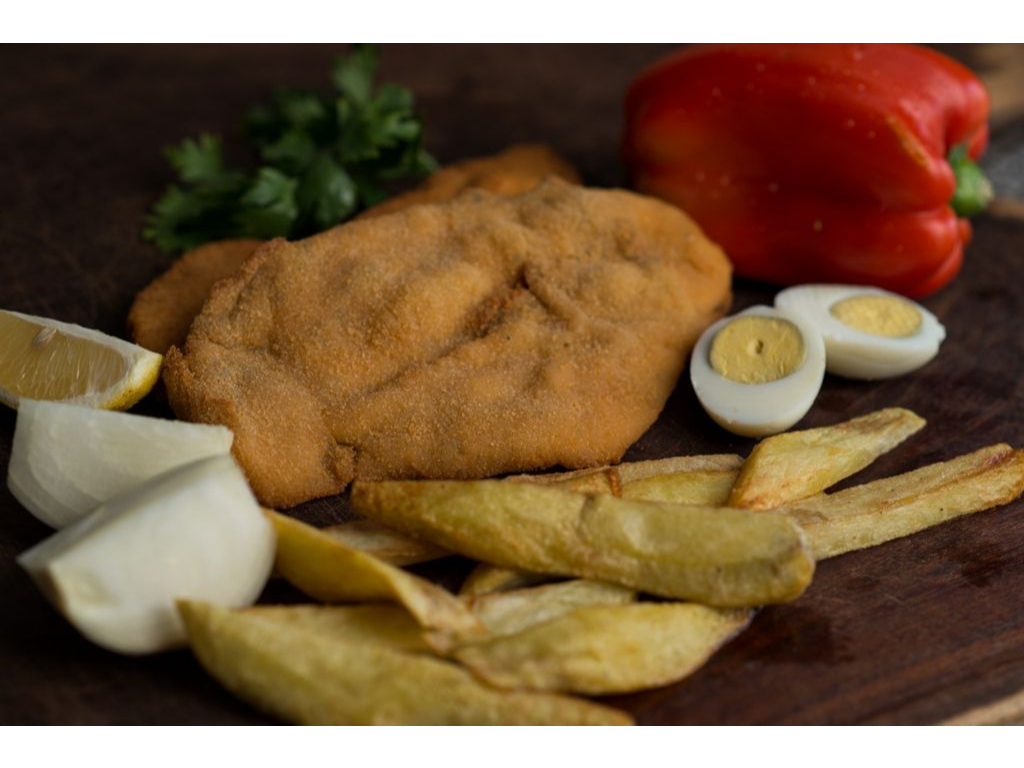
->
[144, 45, 436, 253]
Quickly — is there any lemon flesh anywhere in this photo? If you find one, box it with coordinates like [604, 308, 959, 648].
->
[0, 310, 163, 410]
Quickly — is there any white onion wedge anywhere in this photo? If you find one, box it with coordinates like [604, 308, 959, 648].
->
[17, 455, 275, 655]
[7, 399, 233, 528]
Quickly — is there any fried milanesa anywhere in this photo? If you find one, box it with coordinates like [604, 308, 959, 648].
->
[129, 145, 579, 355]
[356, 143, 581, 220]
[164, 179, 732, 507]
[128, 239, 264, 355]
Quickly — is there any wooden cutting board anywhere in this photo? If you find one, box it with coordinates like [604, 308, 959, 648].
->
[2, 44, 1024, 725]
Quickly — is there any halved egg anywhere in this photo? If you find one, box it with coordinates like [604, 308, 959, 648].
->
[690, 305, 826, 437]
[775, 285, 946, 380]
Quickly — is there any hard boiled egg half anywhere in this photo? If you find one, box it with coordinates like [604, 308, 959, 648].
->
[775, 285, 946, 380]
[690, 305, 826, 437]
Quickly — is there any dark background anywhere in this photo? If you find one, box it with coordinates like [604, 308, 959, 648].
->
[2, 44, 1024, 725]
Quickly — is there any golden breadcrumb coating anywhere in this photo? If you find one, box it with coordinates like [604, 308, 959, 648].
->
[357, 143, 581, 219]
[128, 239, 263, 355]
[164, 179, 731, 507]
[129, 145, 579, 356]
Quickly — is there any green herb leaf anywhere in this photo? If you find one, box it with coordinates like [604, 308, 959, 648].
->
[332, 44, 379, 105]
[297, 154, 358, 231]
[278, 90, 330, 130]
[164, 134, 227, 184]
[145, 45, 434, 253]
[260, 128, 319, 173]
[143, 157, 249, 252]
[351, 171, 389, 208]
[236, 168, 299, 239]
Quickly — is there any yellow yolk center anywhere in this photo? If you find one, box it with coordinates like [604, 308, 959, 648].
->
[830, 295, 923, 337]
[709, 316, 805, 384]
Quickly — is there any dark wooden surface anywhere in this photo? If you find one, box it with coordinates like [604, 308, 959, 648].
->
[2, 44, 1024, 725]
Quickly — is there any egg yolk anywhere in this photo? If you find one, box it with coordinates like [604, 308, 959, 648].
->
[709, 316, 805, 384]
[830, 295, 922, 337]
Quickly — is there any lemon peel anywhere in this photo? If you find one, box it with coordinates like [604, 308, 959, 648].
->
[0, 310, 163, 410]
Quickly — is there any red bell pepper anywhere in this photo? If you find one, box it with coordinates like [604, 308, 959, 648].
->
[622, 44, 992, 297]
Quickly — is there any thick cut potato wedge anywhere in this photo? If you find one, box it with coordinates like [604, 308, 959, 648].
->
[506, 466, 622, 495]
[465, 579, 636, 638]
[782, 444, 1024, 559]
[321, 519, 451, 566]
[729, 408, 926, 510]
[621, 468, 738, 505]
[351, 480, 814, 607]
[178, 601, 632, 725]
[466, 456, 760, 598]
[268, 511, 484, 647]
[236, 604, 433, 654]
[616, 454, 744, 484]
[455, 602, 752, 695]
[460, 564, 552, 596]
[505, 454, 745, 501]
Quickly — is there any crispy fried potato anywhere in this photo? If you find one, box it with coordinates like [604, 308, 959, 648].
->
[505, 454, 743, 498]
[268, 511, 484, 647]
[782, 444, 1024, 559]
[621, 468, 738, 505]
[505, 456, 745, 506]
[506, 466, 622, 495]
[469, 456, 746, 595]
[178, 600, 631, 725]
[455, 603, 752, 695]
[322, 519, 451, 566]
[237, 604, 432, 654]
[459, 564, 551, 596]
[729, 408, 926, 510]
[465, 580, 636, 638]
[351, 480, 814, 607]
[617, 454, 744, 484]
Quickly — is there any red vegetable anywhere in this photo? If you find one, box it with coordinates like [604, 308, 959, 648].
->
[622, 44, 992, 297]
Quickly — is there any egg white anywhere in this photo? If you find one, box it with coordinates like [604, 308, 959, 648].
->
[690, 305, 826, 438]
[774, 284, 946, 380]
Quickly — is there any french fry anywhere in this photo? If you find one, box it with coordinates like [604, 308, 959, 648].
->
[616, 454, 744, 484]
[621, 468, 738, 505]
[268, 511, 485, 647]
[322, 519, 451, 566]
[506, 466, 622, 495]
[459, 564, 551, 596]
[351, 480, 815, 607]
[782, 444, 1024, 559]
[234, 604, 433, 654]
[178, 601, 633, 725]
[465, 579, 636, 638]
[728, 408, 926, 510]
[455, 602, 752, 695]
[506, 454, 743, 498]
[479, 456, 747, 593]
[467, 461, 744, 593]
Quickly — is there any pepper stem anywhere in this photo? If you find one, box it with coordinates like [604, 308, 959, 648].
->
[949, 143, 994, 217]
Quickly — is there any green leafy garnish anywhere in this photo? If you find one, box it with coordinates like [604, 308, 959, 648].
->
[144, 45, 436, 253]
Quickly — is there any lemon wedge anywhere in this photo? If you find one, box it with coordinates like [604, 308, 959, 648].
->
[0, 310, 163, 410]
